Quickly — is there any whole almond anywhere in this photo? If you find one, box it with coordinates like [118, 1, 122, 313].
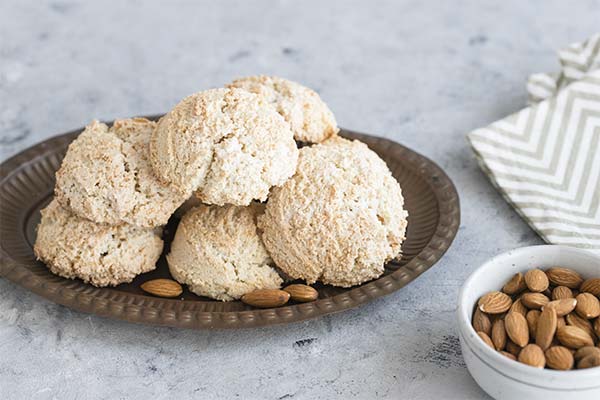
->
[505, 312, 529, 347]
[574, 346, 600, 362]
[580, 278, 600, 296]
[556, 326, 595, 349]
[477, 331, 494, 349]
[499, 350, 517, 361]
[521, 292, 550, 309]
[503, 272, 527, 295]
[140, 279, 183, 298]
[544, 298, 577, 317]
[545, 346, 574, 370]
[472, 308, 492, 336]
[526, 310, 541, 338]
[566, 313, 596, 340]
[575, 293, 600, 319]
[478, 291, 512, 314]
[525, 269, 549, 293]
[492, 319, 507, 351]
[536, 306, 557, 350]
[518, 344, 546, 368]
[506, 340, 521, 357]
[546, 267, 583, 288]
[552, 286, 573, 300]
[283, 284, 319, 302]
[241, 289, 290, 308]
[578, 354, 600, 369]
[510, 298, 528, 316]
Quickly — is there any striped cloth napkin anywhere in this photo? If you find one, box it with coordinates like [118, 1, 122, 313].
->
[468, 34, 600, 255]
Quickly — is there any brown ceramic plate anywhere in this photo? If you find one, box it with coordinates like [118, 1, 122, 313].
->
[0, 118, 460, 329]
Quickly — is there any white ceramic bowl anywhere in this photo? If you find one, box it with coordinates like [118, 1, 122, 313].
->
[457, 245, 600, 400]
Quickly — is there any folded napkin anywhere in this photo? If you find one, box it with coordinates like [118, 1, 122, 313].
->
[468, 34, 600, 255]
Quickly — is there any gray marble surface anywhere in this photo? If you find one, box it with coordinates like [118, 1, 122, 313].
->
[1, 1, 598, 399]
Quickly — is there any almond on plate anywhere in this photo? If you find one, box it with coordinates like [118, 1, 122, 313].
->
[241, 289, 290, 308]
[140, 279, 183, 298]
[473, 308, 492, 336]
[552, 286, 573, 300]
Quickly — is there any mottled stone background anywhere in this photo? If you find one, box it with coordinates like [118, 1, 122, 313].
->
[1, 1, 598, 399]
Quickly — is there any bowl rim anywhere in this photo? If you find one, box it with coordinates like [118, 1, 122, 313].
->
[457, 245, 600, 383]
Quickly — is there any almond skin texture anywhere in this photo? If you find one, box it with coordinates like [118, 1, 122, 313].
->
[575, 293, 600, 319]
[499, 351, 517, 361]
[521, 292, 550, 309]
[492, 319, 507, 351]
[578, 354, 600, 369]
[557, 317, 566, 330]
[506, 340, 521, 357]
[580, 278, 600, 297]
[566, 313, 596, 340]
[283, 284, 319, 302]
[545, 346, 574, 370]
[557, 326, 595, 349]
[546, 267, 583, 288]
[509, 298, 528, 316]
[526, 310, 541, 338]
[478, 291, 512, 314]
[544, 298, 577, 317]
[552, 286, 573, 300]
[241, 289, 290, 308]
[505, 312, 529, 347]
[477, 331, 494, 349]
[503, 272, 527, 295]
[472, 308, 492, 336]
[574, 346, 600, 362]
[536, 306, 557, 350]
[140, 279, 183, 298]
[518, 344, 546, 368]
[594, 317, 600, 338]
[525, 269, 549, 293]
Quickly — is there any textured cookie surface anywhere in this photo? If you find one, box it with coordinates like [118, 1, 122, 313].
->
[34, 200, 163, 287]
[150, 88, 299, 205]
[54, 118, 187, 227]
[228, 75, 339, 143]
[258, 137, 408, 287]
[167, 204, 282, 301]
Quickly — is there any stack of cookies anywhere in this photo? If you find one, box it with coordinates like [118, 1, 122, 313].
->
[34, 76, 409, 301]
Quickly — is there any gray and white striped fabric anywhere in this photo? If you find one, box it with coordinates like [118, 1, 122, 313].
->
[468, 34, 600, 255]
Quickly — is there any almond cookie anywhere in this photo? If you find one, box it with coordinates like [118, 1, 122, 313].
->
[34, 200, 163, 287]
[150, 88, 298, 205]
[54, 118, 187, 227]
[227, 75, 339, 143]
[167, 204, 282, 301]
[258, 137, 408, 287]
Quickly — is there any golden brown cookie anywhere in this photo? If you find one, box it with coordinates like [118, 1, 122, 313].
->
[228, 75, 338, 143]
[34, 200, 163, 287]
[54, 118, 187, 227]
[150, 88, 298, 205]
[258, 137, 408, 287]
[167, 204, 282, 301]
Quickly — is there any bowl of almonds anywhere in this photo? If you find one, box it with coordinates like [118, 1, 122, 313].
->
[457, 245, 600, 400]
